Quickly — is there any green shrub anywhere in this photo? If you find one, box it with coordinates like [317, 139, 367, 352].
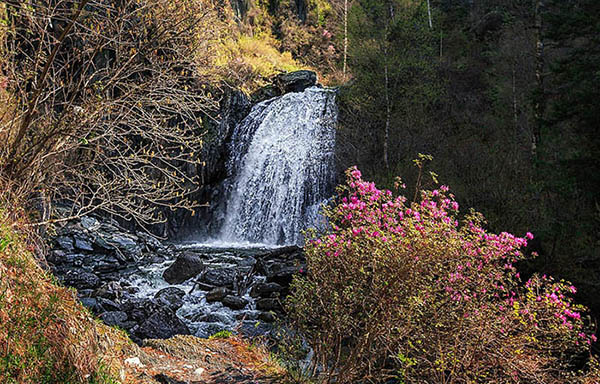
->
[209, 330, 234, 340]
[287, 161, 599, 383]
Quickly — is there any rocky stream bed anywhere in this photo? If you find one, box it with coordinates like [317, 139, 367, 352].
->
[47, 215, 305, 345]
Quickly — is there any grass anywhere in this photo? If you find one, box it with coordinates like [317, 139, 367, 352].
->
[208, 329, 233, 339]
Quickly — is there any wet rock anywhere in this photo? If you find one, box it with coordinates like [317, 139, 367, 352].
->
[256, 246, 305, 286]
[63, 270, 100, 289]
[163, 252, 205, 284]
[46, 249, 66, 263]
[222, 295, 248, 310]
[61, 253, 85, 265]
[251, 85, 280, 103]
[258, 245, 302, 259]
[97, 297, 121, 312]
[80, 216, 100, 231]
[193, 281, 218, 291]
[239, 320, 272, 337]
[154, 374, 188, 384]
[205, 287, 232, 303]
[146, 254, 166, 264]
[80, 297, 102, 313]
[195, 322, 228, 339]
[258, 311, 277, 323]
[109, 234, 139, 253]
[120, 298, 160, 323]
[100, 311, 128, 328]
[94, 281, 124, 299]
[238, 256, 257, 267]
[93, 231, 141, 260]
[135, 307, 190, 340]
[256, 298, 281, 312]
[195, 312, 235, 324]
[200, 267, 237, 288]
[250, 282, 283, 298]
[154, 287, 186, 311]
[235, 310, 261, 321]
[55, 236, 74, 251]
[136, 232, 162, 252]
[274, 70, 317, 93]
[74, 235, 94, 252]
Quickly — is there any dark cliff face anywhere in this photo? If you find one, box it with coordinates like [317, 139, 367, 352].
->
[159, 87, 252, 239]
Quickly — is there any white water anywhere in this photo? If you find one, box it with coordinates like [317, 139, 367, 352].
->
[219, 86, 338, 245]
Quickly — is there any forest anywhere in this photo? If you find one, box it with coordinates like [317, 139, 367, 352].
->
[0, 0, 599, 383]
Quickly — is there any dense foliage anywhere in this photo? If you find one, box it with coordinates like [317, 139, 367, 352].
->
[288, 163, 599, 383]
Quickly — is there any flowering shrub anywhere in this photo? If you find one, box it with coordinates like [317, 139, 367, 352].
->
[287, 163, 599, 383]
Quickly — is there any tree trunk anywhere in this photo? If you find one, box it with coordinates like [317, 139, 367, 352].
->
[426, 0, 433, 29]
[384, 51, 390, 170]
[512, 64, 518, 137]
[533, 0, 545, 156]
[343, 0, 348, 79]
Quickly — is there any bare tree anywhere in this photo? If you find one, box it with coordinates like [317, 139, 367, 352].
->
[0, 0, 222, 228]
[532, 0, 545, 156]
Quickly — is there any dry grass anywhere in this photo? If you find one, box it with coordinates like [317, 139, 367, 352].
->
[123, 335, 287, 383]
[0, 199, 135, 383]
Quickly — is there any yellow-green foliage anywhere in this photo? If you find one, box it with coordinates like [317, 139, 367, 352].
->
[212, 33, 302, 92]
[308, 0, 333, 25]
[0, 207, 132, 383]
[159, 0, 304, 92]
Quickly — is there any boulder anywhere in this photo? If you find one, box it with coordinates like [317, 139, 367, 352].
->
[250, 282, 283, 298]
[194, 312, 235, 324]
[251, 85, 280, 103]
[258, 311, 277, 323]
[135, 307, 190, 340]
[74, 235, 94, 252]
[94, 281, 124, 299]
[200, 267, 237, 288]
[274, 70, 317, 93]
[256, 298, 281, 312]
[100, 311, 129, 328]
[80, 297, 103, 314]
[154, 287, 186, 311]
[205, 287, 232, 303]
[222, 295, 249, 310]
[121, 298, 162, 323]
[63, 270, 100, 289]
[162, 252, 205, 284]
[55, 236, 74, 251]
[97, 297, 121, 312]
[80, 216, 100, 231]
[153, 374, 188, 384]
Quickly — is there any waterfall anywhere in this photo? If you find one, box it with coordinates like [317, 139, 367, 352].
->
[219, 86, 338, 245]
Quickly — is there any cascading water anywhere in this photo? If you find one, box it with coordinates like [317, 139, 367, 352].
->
[219, 86, 338, 245]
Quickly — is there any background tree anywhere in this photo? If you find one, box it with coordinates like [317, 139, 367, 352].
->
[338, 0, 443, 174]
